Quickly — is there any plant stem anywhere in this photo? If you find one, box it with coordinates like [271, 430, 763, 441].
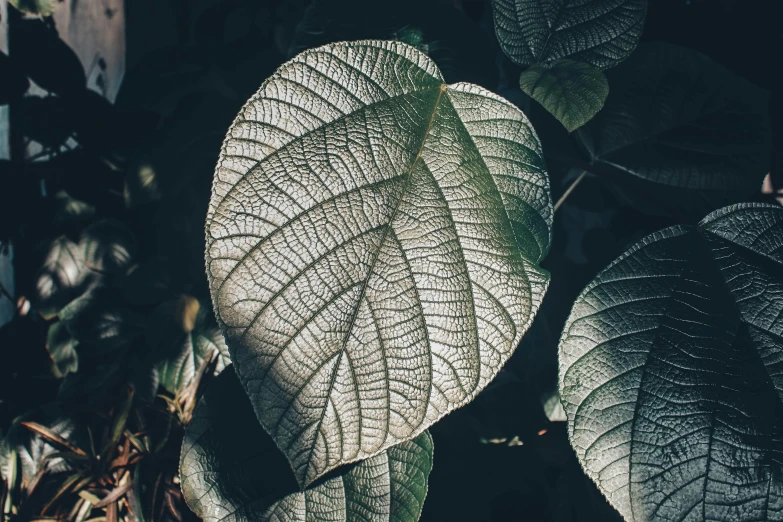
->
[554, 170, 587, 212]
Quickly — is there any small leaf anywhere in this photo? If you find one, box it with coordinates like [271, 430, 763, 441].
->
[519, 60, 608, 132]
[578, 43, 772, 219]
[180, 369, 434, 522]
[207, 39, 551, 486]
[46, 321, 79, 378]
[559, 203, 783, 521]
[33, 236, 89, 319]
[492, 0, 647, 69]
[0, 406, 88, 491]
[9, 0, 59, 16]
[80, 220, 136, 274]
[60, 287, 142, 351]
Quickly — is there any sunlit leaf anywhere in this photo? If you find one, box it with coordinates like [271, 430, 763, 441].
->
[81, 220, 136, 274]
[206, 40, 551, 486]
[559, 203, 783, 521]
[519, 60, 608, 132]
[180, 369, 433, 522]
[46, 321, 79, 378]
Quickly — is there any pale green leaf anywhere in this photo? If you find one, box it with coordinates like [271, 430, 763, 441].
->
[559, 203, 783, 521]
[9, 0, 58, 16]
[180, 370, 434, 522]
[519, 60, 608, 132]
[492, 0, 647, 68]
[206, 40, 551, 486]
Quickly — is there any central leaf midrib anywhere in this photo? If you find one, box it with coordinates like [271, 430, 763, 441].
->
[302, 84, 448, 486]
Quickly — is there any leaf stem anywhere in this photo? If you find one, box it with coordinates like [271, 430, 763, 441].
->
[553, 170, 587, 212]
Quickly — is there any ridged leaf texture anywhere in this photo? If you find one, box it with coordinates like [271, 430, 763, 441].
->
[519, 59, 609, 132]
[205, 40, 551, 486]
[578, 44, 771, 219]
[492, 0, 647, 69]
[180, 370, 433, 522]
[559, 203, 783, 521]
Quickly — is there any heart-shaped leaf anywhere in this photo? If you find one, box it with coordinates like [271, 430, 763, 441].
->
[180, 369, 434, 522]
[492, 0, 647, 69]
[519, 60, 608, 132]
[206, 40, 551, 486]
[559, 203, 783, 521]
[577, 43, 771, 219]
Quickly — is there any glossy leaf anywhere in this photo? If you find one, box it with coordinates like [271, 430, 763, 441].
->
[578, 44, 771, 219]
[559, 203, 783, 521]
[492, 0, 647, 69]
[206, 40, 551, 486]
[519, 60, 608, 132]
[180, 369, 434, 522]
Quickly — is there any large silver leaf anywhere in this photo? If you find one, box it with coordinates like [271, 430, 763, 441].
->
[180, 369, 433, 522]
[559, 203, 783, 521]
[206, 40, 551, 486]
[491, 0, 647, 69]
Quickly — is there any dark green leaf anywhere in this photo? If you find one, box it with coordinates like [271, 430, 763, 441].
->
[578, 43, 772, 219]
[46, 321, 79, 378]
[81, 220, 136, 274]
[519, 60, 608, 132]
[180, 369, 434, 522]
[492, 0, 647, 68]
[559, 203, 783, 521]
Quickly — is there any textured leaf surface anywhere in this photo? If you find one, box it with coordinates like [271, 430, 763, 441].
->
[578, 44, 771, 219]
[519, 60, 608, 132]
[180, 369, 433, 522]
[492, 0, 647, 69]
[559, 203, 783, 521]
[206, 40, 551, 486]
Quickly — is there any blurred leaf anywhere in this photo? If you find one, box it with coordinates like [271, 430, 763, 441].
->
[289, 0, 499, 88]
[145, 296, 229, 397]
[492, 0, 647, 69]
[519, 60, 608, 132]
[9, 0, 59, 16]
[180, 369, 434, 522]
[0, 405, 87, 492]
[33, 236, 89, 319]
[578, 43, 771, 219]
[46, 321, 79, 378]
[11, 19, 85, 95]
[80, 220, 136, 274]
[52, 191, 95, 226]
[59, 287, 142, 352]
